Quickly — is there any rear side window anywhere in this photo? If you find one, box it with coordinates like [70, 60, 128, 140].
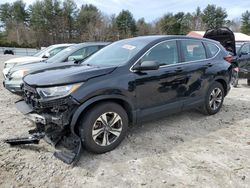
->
[206, 43, 219, 57]
[181, 40, 206, 62]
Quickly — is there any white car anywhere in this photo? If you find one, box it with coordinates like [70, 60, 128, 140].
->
[3, 43, 73, 78]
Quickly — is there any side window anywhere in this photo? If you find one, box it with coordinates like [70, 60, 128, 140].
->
[181, 40, 206, 62]
[240, 44, 250, 54]
[86, 46, 99, 57]
[206, 42, 219, 57]
[99, 45, 106, 50]
[49, 47, 66, 57]
[141, 40, 178, 66]
[67, 48, 87, 61]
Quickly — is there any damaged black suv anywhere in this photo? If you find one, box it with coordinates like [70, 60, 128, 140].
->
[12, 36, 232, 164]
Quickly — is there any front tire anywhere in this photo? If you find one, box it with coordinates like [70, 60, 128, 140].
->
[79, 102, 128, 154]
[201, 82, 225, 115]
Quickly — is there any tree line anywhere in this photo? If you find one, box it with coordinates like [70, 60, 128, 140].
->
[0, 0, 250, 48]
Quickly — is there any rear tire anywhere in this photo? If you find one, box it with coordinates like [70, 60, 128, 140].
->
[247, 79, 250, 86]
[200, 82, 225, 115]
[78, 102, 128, 154]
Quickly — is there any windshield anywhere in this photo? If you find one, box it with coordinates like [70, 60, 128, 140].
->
[46, 45, 80, 63]
[83, 39, 149, 66]
[33, 46, 54, 57]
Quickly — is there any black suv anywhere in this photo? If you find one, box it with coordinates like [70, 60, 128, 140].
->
[14, 36, 232, 164]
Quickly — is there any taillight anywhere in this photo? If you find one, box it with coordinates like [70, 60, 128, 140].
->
[224, 55, 233, 63]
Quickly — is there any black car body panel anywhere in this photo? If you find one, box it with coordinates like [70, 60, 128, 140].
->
[16, 36, 231, 164]
[24, 65, 117, 87]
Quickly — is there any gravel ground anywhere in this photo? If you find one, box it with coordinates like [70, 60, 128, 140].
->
[0, 55, 250, 188]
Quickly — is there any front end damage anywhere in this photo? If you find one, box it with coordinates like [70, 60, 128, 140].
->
[4, 83, 82, 165]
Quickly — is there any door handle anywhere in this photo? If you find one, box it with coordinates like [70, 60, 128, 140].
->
[175, 67, 183, 73]
[205, 63, 212, 67]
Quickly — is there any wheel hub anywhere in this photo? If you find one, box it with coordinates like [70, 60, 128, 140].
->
[209, 87, 222, 111]
[92, 112, 123, 146]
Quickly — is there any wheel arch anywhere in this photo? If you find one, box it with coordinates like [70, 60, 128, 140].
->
[214, 78, 228, 96]
[70, 95, 136, 135]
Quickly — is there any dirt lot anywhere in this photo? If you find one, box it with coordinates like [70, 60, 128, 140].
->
[0, 55, 249, 188]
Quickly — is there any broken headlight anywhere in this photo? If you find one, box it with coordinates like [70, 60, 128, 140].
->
[36, 83, 83, 99]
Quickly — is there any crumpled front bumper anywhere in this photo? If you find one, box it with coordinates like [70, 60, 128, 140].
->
[15, 100, 46, 124]
[12, 100, 82, 165]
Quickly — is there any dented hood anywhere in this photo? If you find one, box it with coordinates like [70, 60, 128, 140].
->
[23, 64, 117, 87]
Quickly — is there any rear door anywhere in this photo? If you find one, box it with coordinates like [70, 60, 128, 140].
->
[179, 39, 214, 109]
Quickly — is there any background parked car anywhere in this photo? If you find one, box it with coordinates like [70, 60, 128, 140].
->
[3, 42, 109, 95]
[2, 43, 73, 77]
[236, 42, 250, 86]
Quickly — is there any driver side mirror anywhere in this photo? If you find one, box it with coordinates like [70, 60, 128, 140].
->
[133, 61, 159, 71]
[68, 56, 75, 61]
[68, 56, 83, 62]
[42, 52, 50, 59]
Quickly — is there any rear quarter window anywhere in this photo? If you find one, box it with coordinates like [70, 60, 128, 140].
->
[206, 42, 219, 58]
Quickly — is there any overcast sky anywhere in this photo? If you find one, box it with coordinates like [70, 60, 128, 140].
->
[2, 0, 250, 22]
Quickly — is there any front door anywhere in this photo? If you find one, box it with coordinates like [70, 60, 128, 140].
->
[134, 40, 186, 119]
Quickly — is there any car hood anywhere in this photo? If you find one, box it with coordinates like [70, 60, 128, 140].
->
[4, 56, 44, 65]
[23, 64, 117, 87]
[9, 60, 73, 74]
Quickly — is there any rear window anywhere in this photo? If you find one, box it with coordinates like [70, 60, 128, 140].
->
[206, 43, 219, 57]
[181, 40, 206, 62]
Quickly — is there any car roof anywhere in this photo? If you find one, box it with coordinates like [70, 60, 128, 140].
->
[121, 35, 220, 44]
[49, 43, 75, 47]
[69, 42, 111, 49]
